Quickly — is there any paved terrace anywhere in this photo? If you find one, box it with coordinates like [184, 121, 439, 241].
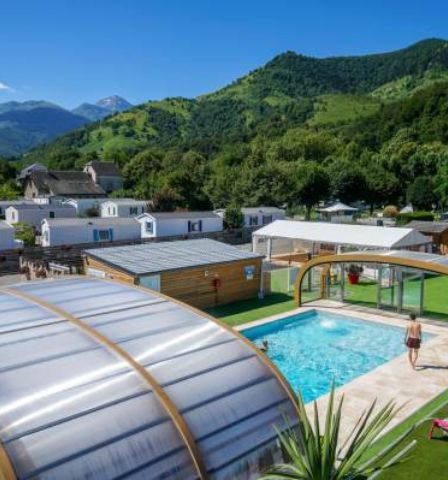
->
[236, 303, 448, 444]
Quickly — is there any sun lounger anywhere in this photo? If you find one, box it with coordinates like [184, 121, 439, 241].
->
[428, 418, 448, 439]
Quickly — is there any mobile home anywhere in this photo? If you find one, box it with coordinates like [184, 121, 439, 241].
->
[137, 211, 223, 238]
[41, 217, 141, 247]
[101, 199, 148, 218]
[6, 204, 77, 231]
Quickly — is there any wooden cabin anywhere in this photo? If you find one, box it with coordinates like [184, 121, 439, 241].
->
[407, 221, 448, 254]
[84, 238, 264, 309]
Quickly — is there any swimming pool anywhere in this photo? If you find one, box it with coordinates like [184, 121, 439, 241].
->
[243, 310, 432, 403]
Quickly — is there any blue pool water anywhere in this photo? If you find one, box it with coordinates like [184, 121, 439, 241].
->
[243, 310, 433, 403]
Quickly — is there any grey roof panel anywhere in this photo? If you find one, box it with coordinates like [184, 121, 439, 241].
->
[147, 211, 221, 220]
[406, 221, 448, 234]
[85, 238, 263, 275]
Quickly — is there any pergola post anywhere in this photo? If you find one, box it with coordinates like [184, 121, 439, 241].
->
[340, 262, 345, 301]
[267, 237, 272, 260]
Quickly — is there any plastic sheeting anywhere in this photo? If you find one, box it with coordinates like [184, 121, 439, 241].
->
[0, 278, 298, 479]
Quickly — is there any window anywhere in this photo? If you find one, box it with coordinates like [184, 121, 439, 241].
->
[188, 220, 202, 232]
[49, 211, 55, 219]
[249, 216, 259, 226]
[44, 231, 49, 243]
[262, 215, 272, 225]
[145, 221, 153, 233]
[98, 229, 110, 241]
[130, 207, 138, 215]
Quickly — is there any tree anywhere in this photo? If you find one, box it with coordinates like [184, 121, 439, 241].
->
[331, 164, 368, 204]
[14, 223, 35, 247]
[150, 187, 182, 212]
[406, 176, 438, 210]
[365, 164, 401, 213]
[295, 163, 331, 220]
[261, 385, 412, 480]
[224, 204, 244, 229]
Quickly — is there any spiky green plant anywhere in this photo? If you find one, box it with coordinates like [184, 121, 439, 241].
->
[261, 385, 413, 480]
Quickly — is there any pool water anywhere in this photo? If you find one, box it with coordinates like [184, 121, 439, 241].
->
[243, 310, 432, 403]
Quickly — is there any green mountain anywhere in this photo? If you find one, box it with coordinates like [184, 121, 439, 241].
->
[20, 39, 448, 212]
[0, 101, 89, 156]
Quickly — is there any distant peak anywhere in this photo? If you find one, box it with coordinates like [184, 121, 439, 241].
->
[96, 95, 132, 112]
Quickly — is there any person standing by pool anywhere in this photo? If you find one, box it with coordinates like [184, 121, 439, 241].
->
[405, 313, 422, 370]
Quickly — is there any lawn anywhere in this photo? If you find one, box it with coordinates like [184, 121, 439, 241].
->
[370, 389, 448, 479]
[206, 293, 296, 326]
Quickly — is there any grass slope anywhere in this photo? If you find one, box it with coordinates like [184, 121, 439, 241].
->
[308, 94, 381, 126]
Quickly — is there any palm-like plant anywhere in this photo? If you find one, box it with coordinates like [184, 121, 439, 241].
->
[262, 385, 414, 480]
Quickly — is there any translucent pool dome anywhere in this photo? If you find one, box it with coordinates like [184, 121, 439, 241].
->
[0, 277, 298, 480]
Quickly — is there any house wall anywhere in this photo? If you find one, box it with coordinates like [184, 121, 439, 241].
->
[243, 211, 285, 227]
[96, 175, 123, 193]
[6, 206, 77, 231]
[149, 217, 223, 238]
[41, 221, 141, 247]
[0, 225, 15, 251]
[24, 181, 47, 200]
[101, 202, 147, 218]
[64, 199, 105, 216]
[84, 256, 262, 309]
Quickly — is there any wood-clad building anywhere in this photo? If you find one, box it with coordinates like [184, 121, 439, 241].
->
[84, 239, 264, 309]
[407, 221, 448, 254]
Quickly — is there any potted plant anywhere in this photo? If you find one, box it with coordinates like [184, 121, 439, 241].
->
[347, 264, 363, 284]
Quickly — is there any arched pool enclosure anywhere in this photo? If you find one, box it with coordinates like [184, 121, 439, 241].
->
[295, 251, 448, 319]
[0, 278, 298, 480]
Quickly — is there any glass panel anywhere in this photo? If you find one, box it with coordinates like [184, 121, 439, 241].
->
[402, 268, 424, 314]
[379, 265, 399, 310]
[422, 272, 448, 320]
[0, 292, 62, 333]
[6, 395, 190, 480]
[0, 323, 97, 373]
[15, 280, 157, 317]
[344, 263, 378, 308]
[300, 267, 322, 303]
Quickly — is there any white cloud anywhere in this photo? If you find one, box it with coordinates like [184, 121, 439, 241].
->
[0, 82, 14, 92]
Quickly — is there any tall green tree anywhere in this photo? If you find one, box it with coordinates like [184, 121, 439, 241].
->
[296, 163, 331, 220]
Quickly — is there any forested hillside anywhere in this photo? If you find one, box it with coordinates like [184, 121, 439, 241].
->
[18, 39, 448, 213]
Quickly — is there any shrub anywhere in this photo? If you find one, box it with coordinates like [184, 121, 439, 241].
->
[396, 211, 434, 225]
[383, 205, 398, 218]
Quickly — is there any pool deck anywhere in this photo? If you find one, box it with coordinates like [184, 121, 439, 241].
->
[235, 302, 448, 443]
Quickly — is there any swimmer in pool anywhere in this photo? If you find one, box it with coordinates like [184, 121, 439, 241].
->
[259, 340, 269, 352]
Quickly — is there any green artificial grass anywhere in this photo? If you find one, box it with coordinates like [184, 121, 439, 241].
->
[344, 275, 448, 321]
[373, 390, 448, 479]
[206, 293, 296, 326]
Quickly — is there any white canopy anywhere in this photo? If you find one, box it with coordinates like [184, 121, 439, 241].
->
[253, 220, 431, 249]
[317, 202, 358, 213]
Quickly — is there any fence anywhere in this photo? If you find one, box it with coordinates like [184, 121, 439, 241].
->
[0, 227, 258, 276]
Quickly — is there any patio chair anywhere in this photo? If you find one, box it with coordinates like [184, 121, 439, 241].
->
[428, 418, 448, 439]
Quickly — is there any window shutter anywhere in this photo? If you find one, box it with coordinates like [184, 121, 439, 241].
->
[198, 220, 202, 232]
[187, 221, 192, 233]
[109, 228, 114, 241]
[93, 229, 99, 242]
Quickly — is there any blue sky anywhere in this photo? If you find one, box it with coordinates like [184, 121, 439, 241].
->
[1, 0, 447, 109]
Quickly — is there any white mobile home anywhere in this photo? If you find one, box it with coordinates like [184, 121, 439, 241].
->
[137, 211, 223, 238]
[316, 202, 358, 223]
[0, 221, 15, 251]
[215, 206, 285, 227]
[63, 198, 106, 217]
[0, 200, 35, 217]
[6, 204, 77, 231]
[101, 199, 148, 218]
[41, 217, 141, 247]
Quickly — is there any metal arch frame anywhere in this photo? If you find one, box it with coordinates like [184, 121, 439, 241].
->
[294, 253, 448, 305]
[1, 287, 208, 480]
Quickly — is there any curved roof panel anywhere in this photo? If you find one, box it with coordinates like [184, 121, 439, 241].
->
[0, 278, 297, 480]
